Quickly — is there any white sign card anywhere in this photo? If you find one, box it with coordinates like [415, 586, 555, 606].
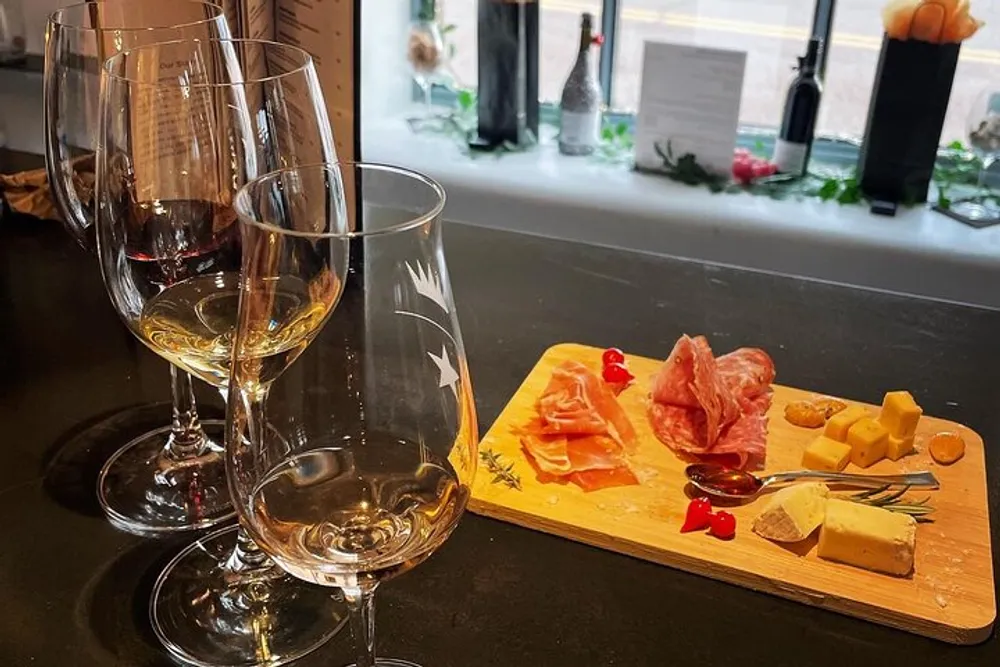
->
[633, 42, 747, 177]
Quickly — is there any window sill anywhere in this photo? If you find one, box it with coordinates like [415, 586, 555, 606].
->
[364, 116, 1000, 310]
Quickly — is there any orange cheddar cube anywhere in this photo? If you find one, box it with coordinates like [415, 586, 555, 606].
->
[802, 435, 852, 472]
[886, 434, 915, 461]
[847, 417, 888, 468]
[824, 404, 869, 442]
[878, 391, 922, 440]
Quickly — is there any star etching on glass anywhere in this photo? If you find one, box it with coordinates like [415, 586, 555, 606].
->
[428, 344, 459, 399]
[406, 261, 448, 313]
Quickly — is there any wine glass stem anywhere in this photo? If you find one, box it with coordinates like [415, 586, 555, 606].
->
[343, 587, 377, 667]
[164, 365, 210, 461]
[422, 81, 432, 112]
[978, 155, 997, 188]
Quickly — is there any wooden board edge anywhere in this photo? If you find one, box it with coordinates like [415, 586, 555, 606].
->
[467, 496, 997, 645]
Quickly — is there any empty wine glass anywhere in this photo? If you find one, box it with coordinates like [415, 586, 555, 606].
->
[44, 0, 235, 535]
[97, 38, 347, 666]
[230, 162, 478, 667]
[950, 87, 1000, 222]
[407, 1, 446, 118]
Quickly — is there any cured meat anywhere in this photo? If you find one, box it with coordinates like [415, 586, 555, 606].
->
[648, 335, 774, 469]
[537, 360, 636, 451]
[519, 360, 638, 491]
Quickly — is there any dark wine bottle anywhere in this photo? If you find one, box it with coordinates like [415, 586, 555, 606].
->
[471, 0, 539, 150]
[773, 38, 822, 176]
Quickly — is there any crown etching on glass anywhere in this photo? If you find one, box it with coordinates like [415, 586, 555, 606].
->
[406, 261, 448, 313]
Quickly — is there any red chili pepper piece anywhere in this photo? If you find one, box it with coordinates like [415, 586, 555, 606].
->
[602, 362, 634, 384]
[601, 347, 625, 366]
[680, 497, 714, 533]
[709, 510, 737, 540]
[592, 34, 605, 46]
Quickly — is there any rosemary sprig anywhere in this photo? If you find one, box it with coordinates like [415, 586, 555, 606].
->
[845, 485, 935, 523]
[479, 448, 522, 491]
[654, 141, 729, 192]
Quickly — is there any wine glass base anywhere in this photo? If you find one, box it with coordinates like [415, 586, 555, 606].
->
[346, 660, 422, 667]
[949, 200, 1000, 222]
[98, 419, 235, 536]
[151, 523, 347, 667]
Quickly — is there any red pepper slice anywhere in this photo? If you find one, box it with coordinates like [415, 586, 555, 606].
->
[602, 362, 634, 384]
[709, 510, 737, 540]
[680, 497, 714, 533]
[601, 347, 625, 366]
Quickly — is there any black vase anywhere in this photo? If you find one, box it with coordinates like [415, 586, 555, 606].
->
[471, 0, 539, 149]
[857, 36, 960, 205]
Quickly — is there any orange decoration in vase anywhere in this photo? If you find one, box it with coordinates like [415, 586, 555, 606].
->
[883, 0, 984, 43]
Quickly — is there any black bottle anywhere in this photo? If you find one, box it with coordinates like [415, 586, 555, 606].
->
[773, 38, 822, 176]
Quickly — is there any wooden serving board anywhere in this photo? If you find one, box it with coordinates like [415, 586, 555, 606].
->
[470, 343, 996, 644]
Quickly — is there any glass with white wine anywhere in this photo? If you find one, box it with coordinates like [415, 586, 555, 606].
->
[230, 162, 478, 667]
[96, 38, 348, 666]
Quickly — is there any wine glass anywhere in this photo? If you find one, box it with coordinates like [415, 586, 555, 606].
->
[97, 38, 347, 666]
[950, 87, 1000, 222]
[44, 1, 235, 534]
[230, 162, 478, 667]
[406, 15, 446, 117]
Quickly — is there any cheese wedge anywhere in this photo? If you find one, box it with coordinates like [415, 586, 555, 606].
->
[752, 483, 829, 543]
[817, 499, 916, 576]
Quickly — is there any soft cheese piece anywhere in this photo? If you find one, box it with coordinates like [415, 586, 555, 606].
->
[802, 435, 851, 471]
[752, 482, 829, 543]
[886, 433, 915, 461]
[878, 390, 922, 439]
[824, 404, 869, 442]
[847, 417, 888, 468]
[817, 498, 916, 576]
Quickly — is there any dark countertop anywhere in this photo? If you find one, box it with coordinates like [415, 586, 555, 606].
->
[1, 161, 998, 666]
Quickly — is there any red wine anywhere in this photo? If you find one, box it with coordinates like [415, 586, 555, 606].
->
[773, 38, 822, 176]
[121, 199, 242, 289]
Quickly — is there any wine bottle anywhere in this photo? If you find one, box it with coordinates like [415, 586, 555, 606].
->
[471, 0, 539, 149]
[773, 38, 822, 176]
[558, 13, 603, 156]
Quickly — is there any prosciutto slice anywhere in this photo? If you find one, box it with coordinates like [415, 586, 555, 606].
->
[518, 360, 638, 492]
[648, 335, 774, 469]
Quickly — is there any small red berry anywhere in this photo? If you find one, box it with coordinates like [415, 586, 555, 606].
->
[680, 497, 714, 533]
[709, 510, 737, 540]
[602, 362, 634, 384]
[601, 347, 625, 366]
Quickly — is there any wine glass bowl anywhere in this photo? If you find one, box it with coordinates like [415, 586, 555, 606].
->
[230, 162, 476, 667]
[97, 38, 347, 667]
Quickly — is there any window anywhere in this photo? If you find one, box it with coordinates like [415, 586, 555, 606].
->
[428, 0, 1000, 149]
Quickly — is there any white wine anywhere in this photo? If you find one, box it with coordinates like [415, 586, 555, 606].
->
[138, 272, 331, 387]
[248, 436, 469, 589]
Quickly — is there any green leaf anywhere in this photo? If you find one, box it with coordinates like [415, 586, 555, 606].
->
[601, 127, 614, 141]
[836, 177, 861, 204]
[816, 179, 840, 201]
[754, 139, 766, 155]
[457, 89, 474, 111]
[947, 140, 965, 150]
[615, 122, 629, 136]
[441, 23, 457, 34]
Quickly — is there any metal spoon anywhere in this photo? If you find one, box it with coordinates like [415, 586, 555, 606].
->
[685, 463, 940, 500]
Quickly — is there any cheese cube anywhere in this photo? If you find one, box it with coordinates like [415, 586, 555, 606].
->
[886, 434, 915, 461]
[817, 499, 916, 576]
[802, 436, 852, 471]
[752, 482, 829, 543]
[847, 417, 888, 468]
[823, 404, 869, 442]
[878, 390, 922, 439]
